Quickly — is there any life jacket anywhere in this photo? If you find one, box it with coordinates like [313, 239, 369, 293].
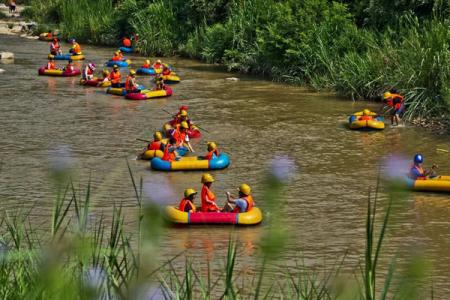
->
[172, 129, 186, 146]
[47, 62, 55, 70]
[72, 43, 81, 54]
[233, 195, 254, 213]
[153, 63, 162, 69]
[50, 42, 60, 51]
[65, 64, 74, 72]
[125, 75, 135, 91]
[148, 141, 161, 151]
[386, 93, 404, 108]
[162, 68, 170, 75]
[87, 68, 94, 75]
[142, 63, 150, 68]
[112, 54, 121, 61]
[162, 144, 175, 161]
[109, 71, 121, 84]
[204, 149, 219, 161]
[123, 38, 131, 47]
[201, 185, 218, 212]
[179, 198, 196, 212]
[358, 116, 373, 121]
[47, 32, 53, 38]
[410, 164, 426, 180]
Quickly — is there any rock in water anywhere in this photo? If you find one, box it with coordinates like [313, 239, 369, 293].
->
[225, 77, 239, 81]
[0, 52, 14, 60]
[0, 69, 5, 73]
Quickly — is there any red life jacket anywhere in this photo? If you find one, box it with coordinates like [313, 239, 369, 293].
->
[358, 116, 373, 121]
[123, 38, 131, 47]
[125, 75, 134, 90]
[232, 195, 254, 213]
[87, 68, 94, 75]
[162, 144, 175, 161]
[201, 185, 218, 212]
[172, 129, 186, 146]
[50, 42, 60, 51]
[162, 68, 170, 75]
[179, 198, 196, 212]
[148, 141, 161, 151]
[109, 71, 121, 84]
[47, 62, 55, 70]
[142, 63, 150, 68]
[204, 149, 220, 161]
[153, 63, 162, 69]
[386, 94, 404, 108]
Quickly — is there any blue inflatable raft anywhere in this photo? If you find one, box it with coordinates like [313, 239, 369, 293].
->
[151, 153, 230, 171]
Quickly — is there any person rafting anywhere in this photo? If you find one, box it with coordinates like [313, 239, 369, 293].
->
[202, 142, 220, 160]
[141, 59, 151, 69]
[122, 37, 132, 48]
[64, 59, 74, 72]
[49, 38, 62, 55]
[358, 109, 374, 121]
[46, 57, 56, 70]
[409, 154, 438, 180]
[69, 39, 82, 55]
[162, 64, 171, 75]
[100, 69, 110, 84]
[162, 123, 173, 138]
[109, 65, 122, 88]
[125, 69, 140, 93]
[147, 132, 164, 151]
[172, 121, 194, 152]
[200, 173, 220, 212]
[112, 50, 123, 62]
[153, 59, 163, 70]
[154, 74, 165, 90]
[161, 137, 181, 162]
[179, 189, 197, 213]
[383, 91, 405, 126]
[82, 63, 96, 81]
[223, 184, 254, 213]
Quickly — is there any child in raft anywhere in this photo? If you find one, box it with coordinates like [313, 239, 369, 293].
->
[141, 59, 151, 69]
[63, 59, 74, 72]
[178, 189, 197, 213]
[46, 58, 56, 70]
[99, 69, 110, 85]
[82, 63, 96, 81]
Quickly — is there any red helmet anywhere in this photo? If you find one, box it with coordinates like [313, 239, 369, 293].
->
[179, 105, 188, 112]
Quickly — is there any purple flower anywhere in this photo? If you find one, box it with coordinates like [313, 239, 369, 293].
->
[269, 156, 297, 182]
[143, 176, 175, 206]
[382, 154, 410, 179]
[48, 145, 74, 172]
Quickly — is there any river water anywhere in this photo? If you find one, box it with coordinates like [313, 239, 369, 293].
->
[1, 34, 450, 297]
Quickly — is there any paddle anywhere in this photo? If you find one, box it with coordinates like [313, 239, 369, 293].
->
[136, 138, 151, 143]
[162, 109, 211, 133]
[437, 148, 449, 153]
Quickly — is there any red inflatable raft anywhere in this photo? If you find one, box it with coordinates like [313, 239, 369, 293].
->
[38, 67, 81, 77]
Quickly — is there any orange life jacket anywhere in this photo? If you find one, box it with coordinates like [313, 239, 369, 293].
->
[201, 185, 218, 212]
[72, 43, 81, 54]
[142, 63, 150, 68]
[204, 149, 220, 161]
[410, 165, 426, 180]
[358, 116, 373, 121]
[233, 195, 254, 213]
[125, 75, 135, 91]
[172, 129, 186, 146]
[47, 62, 55, 70]
[123, 38, 131, 47]
[179, 198, 196, 212]
[162, 144, 175, 161]
[112, 54, 121, 61]
[148, 141, 161, 151]
[109, 71, 121, 84]
[386, 93, 404, 108]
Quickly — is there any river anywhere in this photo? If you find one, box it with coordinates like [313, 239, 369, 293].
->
[1, 34, 450, 297]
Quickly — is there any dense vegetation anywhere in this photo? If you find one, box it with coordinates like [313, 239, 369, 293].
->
[23, 0, 450, 120]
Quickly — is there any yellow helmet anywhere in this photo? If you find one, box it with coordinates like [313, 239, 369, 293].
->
[238, 183, 251, 196]
[153, 131, 162, 141]
[115, 51, 120, 54]
[207, 142, 217, 151]
[102, 69, 110, 75]
[129, 69, 136, 75]
[180, 121, 189, 129]
[145, 59, 150, 64]
[201, 173, 214, 183]
[184, 188, 197, 198]
[363, 109, 370, 116]
[180, 110, 188, 117]
[163, 123, 172, 131]
[156, 59, 162, 63]
[383, 92, 392, 99]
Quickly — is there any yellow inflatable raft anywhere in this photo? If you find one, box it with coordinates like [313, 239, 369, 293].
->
[406, 175, 450, 192]
[164, 206, 263, 225]
[349, 110, 385, 130]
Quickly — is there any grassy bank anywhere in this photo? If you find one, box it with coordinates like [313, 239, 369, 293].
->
[22, 0, 450, 122]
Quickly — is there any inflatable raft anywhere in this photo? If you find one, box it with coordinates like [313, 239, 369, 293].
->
[125, 86, 173, 100]
[106, 84, 145, 96]
[348, 110, 385, 130]
[119, 46, 133, 53]
[162, 74, 180, 84]
[151, 153, 230, 171]
[164, 206, 262, 225]
[39, 33, 60, 41]
[48, 53, 85, 61]
[79, 78, 111, 87]
[136, 67, 156, 76]
[405, 175, 450, 192]
[140, 146, 188, 160]
[38, 67, 81, 77]
[106, 59, 131, 67]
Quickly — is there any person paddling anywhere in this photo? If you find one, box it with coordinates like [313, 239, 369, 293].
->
[409, 154, 438, 180]
[178, 189, 197, 213]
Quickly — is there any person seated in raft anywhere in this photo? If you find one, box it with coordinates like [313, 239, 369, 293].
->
[49, 38, 62, 55]
[358, 109, 374, 121]
[46, 57, 56, 70]
[200, 142, 220, 161]
[46, 30, 53, 39]
[111, 50, 123, 62]
[172, 121, 195, 152]
[409, 154, 438, 180]
[161, 137, 182, 162]
[147, 132, 165, 151]
[200, 173, 221, 212]
[122, 36, 132, 48]
[162, 123, 173, 138]
[69, 39, 82, 55]
[162, 64, 171, 76]
[100, 69, 110, 84]
[125, 69, 141, 93]
[154, 74, 165, 90]
[63, 59, 74, 72]
[141, 59, 151, 69]
[382, 91, 405, 126]
[178, 189, 197, 213]
[153, 59, 163, 71]
[82, 63, 96, 81]
[109, 65, 123, 88]
[223, 184, 254, 213]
